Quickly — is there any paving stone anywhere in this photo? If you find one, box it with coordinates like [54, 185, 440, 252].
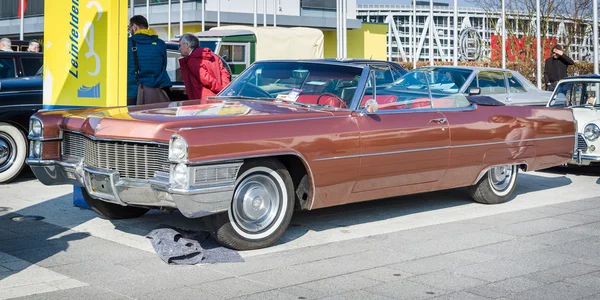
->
[0, 229, 19, 241]
[48, 259, 145, 285]
[429, 291, 492, 300]
[0, 282, 58, 300]
[45, 278, 88, 290]
[8, 286, 129, 300]
[508, 281, 599, 300]
[578, 208, 600, 217]
[442, 250, 498, 264]
[229, 289, 307, 300]
[466, 277, 544, 298]
[278, 285, 329, 299]
[188, 277, 274, 299]
[365, 279, 450, 300]
[565, 222, 600, 237]
[488, 218, 584, 237]
[400, 230, 516, 257]
[452, 259, 540, 282]
[407, 271, 489, 292]
[551, 212, 600, 224]
[523, 227, 596, 246]
[564, 272, 600, 288]
[138, 286, 224, 300]
[471, 238, 548, 257]
[548, 237, 600, 258]
[507, 250, 580, 270]
[319, 290, 396, 300]
[0, 265, 70, 290]
[388, 253, 479, 275]
[296, 273, 382, 297]
[353, 266, 415, 283]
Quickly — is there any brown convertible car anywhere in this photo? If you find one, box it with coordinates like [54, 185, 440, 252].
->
[27, 60, 575, 250]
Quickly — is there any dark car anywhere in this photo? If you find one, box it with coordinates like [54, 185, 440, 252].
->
[0, 51, 43, 183]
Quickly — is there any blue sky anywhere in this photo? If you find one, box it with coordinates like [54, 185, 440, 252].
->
[356, 0, 480, 8]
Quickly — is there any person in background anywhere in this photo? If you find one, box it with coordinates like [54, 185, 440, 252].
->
[127, 15, 172, 105]
[178, 33, 230, 103]
[543, 44, 575, 92]
[27, 40, 40, 52]
[0, 38, 13, 51]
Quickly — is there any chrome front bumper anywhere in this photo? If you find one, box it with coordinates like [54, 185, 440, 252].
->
[570, 150, 600, 166]
[26, 158, 235, 218]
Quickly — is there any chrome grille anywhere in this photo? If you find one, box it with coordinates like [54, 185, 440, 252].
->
[193, 164, 241, 186]
[577, 134, 588, 152]
[62, 132, 169, 179]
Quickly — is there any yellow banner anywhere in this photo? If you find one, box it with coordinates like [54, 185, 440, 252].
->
[44, 0, 127, 108]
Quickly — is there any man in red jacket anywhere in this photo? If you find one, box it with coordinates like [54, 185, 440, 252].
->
[179, 34, 231, 102]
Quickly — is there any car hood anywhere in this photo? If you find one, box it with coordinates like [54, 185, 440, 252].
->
[572, 107, 600, 132]
[56, 99, 340, 142]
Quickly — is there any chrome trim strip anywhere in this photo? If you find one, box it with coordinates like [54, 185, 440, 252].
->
[178, 115, 349, 131]
[314, 146, 452, 161]
[62, 130, 169, 146]
[314, 135, 574, 161]
[0, 104, 43, 108]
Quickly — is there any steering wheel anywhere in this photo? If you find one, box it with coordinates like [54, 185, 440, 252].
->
[316, 92, 348, 109]
[240, 83, 272, 98]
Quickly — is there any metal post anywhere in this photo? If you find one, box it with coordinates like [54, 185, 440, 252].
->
[179, 0, 183, 37]
[217, 0, 221, 27]
[254, 0, 258, 27]
[502, 0, 506, 69]
[202, 0, 205, 31]
[130, 0, 134, 18]
[429, 0, 434, 66]
[263, 0, 267, 27]
[388, 16, 392, 62]
[453, 0, 458, 65]
[336, 0, 341, 58]
[168, 0, 172, 40]
[274, 0, 277, 27]
[536, 0, 542, 88]
[413, 0, 417, 69]
[342, 0, 347, 58]
[594, 0, 599, 74]
[146, 0, 150, 22]
[19, 0, 24, 40]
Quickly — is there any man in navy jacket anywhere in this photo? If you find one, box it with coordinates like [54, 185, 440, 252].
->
[127, 15, 172, 105]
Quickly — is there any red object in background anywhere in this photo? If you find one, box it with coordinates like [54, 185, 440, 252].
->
[18, 0, 27, 18]
[490, 34, 557, 62]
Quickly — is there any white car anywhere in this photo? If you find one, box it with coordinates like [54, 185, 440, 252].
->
[547, 75, 600, 166]
[412, 66, 552, 106]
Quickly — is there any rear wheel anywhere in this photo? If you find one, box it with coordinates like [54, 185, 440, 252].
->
[205, 158, 294, 250]
[0, 123, 27, 184]
[469, 164, 518, 204]
[81, 188, 149, 219]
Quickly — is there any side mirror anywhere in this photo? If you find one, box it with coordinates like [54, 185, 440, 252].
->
[468, 87, 481, 96]
[360, 99, 379, 115]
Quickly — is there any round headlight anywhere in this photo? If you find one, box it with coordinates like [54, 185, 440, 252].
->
[173, 163, 188, 186]
[584, 124, 600, 141]
[31, 120, 42, 136]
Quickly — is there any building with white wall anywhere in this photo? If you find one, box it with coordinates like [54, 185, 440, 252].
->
[357, 3, 596, 63]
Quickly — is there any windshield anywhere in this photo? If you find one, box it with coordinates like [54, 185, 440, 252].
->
[390, 68, 473, 94]
[218, 61, 363, 108]
[549, 81, 600, 108]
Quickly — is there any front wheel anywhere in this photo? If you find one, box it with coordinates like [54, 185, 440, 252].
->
[469, 164, 519, 204]
[205, 158, 294, 251]
[0, 123, 27, 184]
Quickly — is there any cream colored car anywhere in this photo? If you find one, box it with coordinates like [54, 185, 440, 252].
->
[547, 75, 600, 165]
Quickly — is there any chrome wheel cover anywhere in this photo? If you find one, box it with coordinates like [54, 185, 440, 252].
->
[488, 165, 513, 192]
[0, 133, 16, 173]
[231, 173, 281, 233]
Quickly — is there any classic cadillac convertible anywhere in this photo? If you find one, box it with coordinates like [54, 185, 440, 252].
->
[27, 60, 575, 250]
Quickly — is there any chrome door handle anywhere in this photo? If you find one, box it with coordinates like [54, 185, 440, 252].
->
[430, 118, 447, 124]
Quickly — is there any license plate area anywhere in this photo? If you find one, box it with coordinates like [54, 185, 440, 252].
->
[84, 168, 121, 204]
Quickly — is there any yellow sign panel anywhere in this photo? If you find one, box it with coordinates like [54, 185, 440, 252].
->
[44, 0, 127, 108]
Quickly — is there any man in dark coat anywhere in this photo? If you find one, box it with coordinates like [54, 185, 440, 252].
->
[127, 15, 172, 105]
[178, 33, 230, 103]
[543, 44, 575, 92]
